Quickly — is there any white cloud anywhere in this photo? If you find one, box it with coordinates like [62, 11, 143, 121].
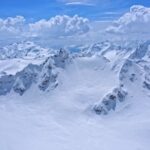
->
[0, 15, 91, 47]
[60, 0, 89, 3]
[58, 0, 94, 6]
[106, 5, 150, 36]
[29, 15, 90, 37]
[0, 16, 26, 37]
[0, 15, 90, 39]
[65, 2, 94, 6]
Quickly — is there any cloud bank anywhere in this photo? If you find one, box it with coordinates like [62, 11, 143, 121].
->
[0, 16, 26, 37]
[106, 5, 150, 36]
[59, 0, 94, 6]
[0, 5, 150, 47]
[0, 15, 90, 40]
[29, 15, 90, 37]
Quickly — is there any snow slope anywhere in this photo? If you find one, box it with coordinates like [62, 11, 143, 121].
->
[0, 41, 150, 150]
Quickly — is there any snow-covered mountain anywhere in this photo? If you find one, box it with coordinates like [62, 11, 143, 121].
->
[0, 41, 52, 59]
[0, 40, 150, 112]
[0, 40, 150, 150]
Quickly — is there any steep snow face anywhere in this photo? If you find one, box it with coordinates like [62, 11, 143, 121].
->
[119, 59, 142, 84]
[0, 49, 70, 95]
[13, 64, 41, 95]
[38, 57, 58, 91]
[119, 41, 150, 92]
[130, 41, 150, 60]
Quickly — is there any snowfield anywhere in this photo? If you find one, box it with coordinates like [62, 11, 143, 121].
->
[0, 41, 150, 150]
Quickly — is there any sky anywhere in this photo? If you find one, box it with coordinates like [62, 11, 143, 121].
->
[0, 0, 150, 47]
[0, 0, 150, 21]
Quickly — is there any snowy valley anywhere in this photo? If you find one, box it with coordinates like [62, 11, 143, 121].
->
[0, 40, 150, 150]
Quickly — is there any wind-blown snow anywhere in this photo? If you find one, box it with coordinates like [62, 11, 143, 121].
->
[0, 40, 150, 150]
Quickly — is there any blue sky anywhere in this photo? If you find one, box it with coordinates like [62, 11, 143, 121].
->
[0, 0, 150, 21]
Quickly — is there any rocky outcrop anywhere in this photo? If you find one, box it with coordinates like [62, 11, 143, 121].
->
[53, 48, 70, 68]
[93, 87, 127, 115]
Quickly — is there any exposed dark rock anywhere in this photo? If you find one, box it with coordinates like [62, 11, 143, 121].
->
[93, 87, 127, 115]
[143, 81, 150, 90]
[129, 73, 136, 82]
[53, 48, 70, 68]
[0, 75, 15, 95]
